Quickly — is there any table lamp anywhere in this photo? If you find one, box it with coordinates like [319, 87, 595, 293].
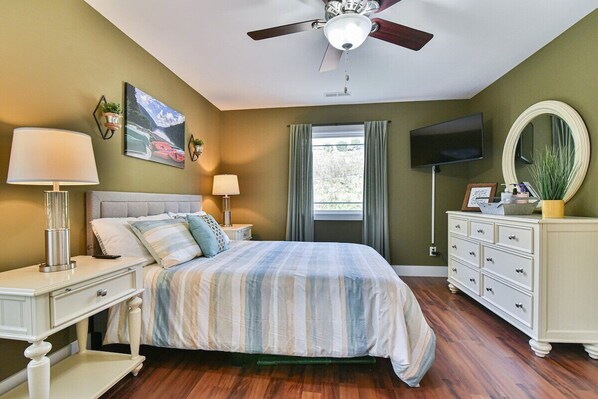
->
[7, 128, 99, 272]
[212, 174, 239, 227]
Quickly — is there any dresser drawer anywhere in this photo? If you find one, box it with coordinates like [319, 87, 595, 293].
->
[449, 217, 468, 236]
[450, 236, 480, 268]
[450, 260, 481, 295]
[497, 224, 533, 253]
[470, 221, 494, 243]
[50, 269, 137, 327]
[483, 274, 533, 328]
[483, 246, 533, 291]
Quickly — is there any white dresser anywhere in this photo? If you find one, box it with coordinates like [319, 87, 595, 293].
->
[0, 256, 145, 399]
[447, 211, 598, 359]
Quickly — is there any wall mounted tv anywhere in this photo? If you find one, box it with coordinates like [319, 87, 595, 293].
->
[410, 113, 484, 168]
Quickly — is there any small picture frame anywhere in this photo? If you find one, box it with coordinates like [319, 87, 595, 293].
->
[462, 183, 498, 212]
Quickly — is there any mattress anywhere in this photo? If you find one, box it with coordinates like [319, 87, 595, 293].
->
[105, 240, 435, 386]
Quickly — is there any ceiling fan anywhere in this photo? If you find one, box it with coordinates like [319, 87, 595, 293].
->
[247, 0, 434, 72]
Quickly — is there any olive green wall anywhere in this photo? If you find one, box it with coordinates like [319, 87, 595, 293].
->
[220, 102, 472, 266]
[467, 10, 598, 216]
[0, 0, 221, 380]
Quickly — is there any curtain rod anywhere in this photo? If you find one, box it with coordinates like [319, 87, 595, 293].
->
[286, 121, 391, 127]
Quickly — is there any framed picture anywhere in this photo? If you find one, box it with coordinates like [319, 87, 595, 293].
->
[462, 183, 498, 211]
[124, 83, 186, 168]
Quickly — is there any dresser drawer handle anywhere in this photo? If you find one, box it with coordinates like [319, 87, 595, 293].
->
[515, 303, 523, 309]
[508, 235, 517, 240]
[486, 257, 494, 263]
[469, 251, 476, 256]
[97, 289, 108, 297]
[486, 287, 493, 292]
[455, 224, 461, 229]
[477, 229, 484, 234]
[515, 268, 524, 274]
[469, 278, 476, 283]
[451, 245, 457, 249]
[451, 268, 457, 272]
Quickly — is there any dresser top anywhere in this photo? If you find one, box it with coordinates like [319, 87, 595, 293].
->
[0, 256, 145, 296]
[447, 211, 598, 224]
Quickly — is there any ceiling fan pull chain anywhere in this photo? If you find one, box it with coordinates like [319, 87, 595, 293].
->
[344, 50, 350, 94]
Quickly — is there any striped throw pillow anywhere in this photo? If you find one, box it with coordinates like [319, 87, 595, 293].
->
[129, 219, 202, 269]
[187, 214, 229, 257]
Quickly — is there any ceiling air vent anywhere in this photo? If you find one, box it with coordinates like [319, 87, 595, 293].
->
[324, 91, 351, 97]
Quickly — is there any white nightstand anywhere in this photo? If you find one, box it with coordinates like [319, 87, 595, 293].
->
[0, 256, 145, 399]
[221, 224, 253, 241]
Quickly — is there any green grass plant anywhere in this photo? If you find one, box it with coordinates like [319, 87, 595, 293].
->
[530, 144, 575, 200]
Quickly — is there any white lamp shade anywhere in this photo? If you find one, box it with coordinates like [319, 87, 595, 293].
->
[212, 174, 240, 195]
[7, 128, 99, 186]
[324, 14, 372, 51]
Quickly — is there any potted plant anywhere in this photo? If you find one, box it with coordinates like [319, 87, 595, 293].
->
[192, 138, 204, 156]
[530, 143, 575, 218]
[100, 102, 122, 131]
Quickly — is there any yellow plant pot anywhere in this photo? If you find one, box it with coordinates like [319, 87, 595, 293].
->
[542, 200, 565, 218]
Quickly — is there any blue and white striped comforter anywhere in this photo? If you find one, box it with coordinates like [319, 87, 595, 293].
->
[105, 241, 435, 386]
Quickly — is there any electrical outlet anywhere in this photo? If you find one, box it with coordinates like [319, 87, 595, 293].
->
[429, 246, 438, 257]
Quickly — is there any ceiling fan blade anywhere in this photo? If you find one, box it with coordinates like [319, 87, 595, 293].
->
[319, 44, 343, 72]
[376, 0, 403, 13]
[369, 18, 433, 51]
[248, 20, 322, 41]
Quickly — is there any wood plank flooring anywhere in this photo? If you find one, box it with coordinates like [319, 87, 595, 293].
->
[101, 277, 598, 399]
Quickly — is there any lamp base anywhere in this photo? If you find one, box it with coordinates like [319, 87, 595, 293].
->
[39, 260, 76, 273]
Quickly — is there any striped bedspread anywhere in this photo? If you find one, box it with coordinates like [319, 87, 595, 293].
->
[105, 241, 435, 386]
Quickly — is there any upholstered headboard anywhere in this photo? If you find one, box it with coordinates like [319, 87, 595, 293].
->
[85, 191, 203, 255]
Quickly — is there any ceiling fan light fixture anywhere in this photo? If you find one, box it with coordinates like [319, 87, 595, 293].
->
[324, 14, 372, 51]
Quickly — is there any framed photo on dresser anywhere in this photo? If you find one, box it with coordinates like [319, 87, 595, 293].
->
[461, 183, 497, 211]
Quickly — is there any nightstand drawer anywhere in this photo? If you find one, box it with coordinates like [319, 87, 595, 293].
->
[50, 269, 137, 327]
[239, 227, 252, 240]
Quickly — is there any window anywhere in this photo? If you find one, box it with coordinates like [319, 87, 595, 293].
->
[312, 125, 364, 221]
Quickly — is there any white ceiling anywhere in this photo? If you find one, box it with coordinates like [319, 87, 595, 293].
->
[84, 0, 596, 111]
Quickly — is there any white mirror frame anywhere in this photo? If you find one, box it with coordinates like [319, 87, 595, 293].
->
[502, 100, 590, 203]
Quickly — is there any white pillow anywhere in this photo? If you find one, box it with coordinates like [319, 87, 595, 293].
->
[91, 213, 170, 266]
[168, 210, 207, 219]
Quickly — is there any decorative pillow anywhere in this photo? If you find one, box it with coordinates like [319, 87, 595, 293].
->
[129, 219, 202, 269]
[91, 214, 171, 266]
[168, 210, 207, 219]
[187, 214, 230, 257]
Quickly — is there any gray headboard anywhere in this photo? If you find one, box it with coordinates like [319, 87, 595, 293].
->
[86, 191, 203, 255]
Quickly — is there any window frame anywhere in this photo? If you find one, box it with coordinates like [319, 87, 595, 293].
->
[312, 124, 364, 222]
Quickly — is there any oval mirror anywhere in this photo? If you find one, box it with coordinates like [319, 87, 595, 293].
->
[502, 100, 590, 203]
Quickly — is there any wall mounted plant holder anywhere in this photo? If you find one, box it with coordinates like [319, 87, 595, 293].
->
[93, 95, 122, 140]
[188, 134, 204, 161]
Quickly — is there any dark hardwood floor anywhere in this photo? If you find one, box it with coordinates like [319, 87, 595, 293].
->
[102, 277, 598, 399]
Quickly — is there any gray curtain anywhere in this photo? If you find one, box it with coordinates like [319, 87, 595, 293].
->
[362, 121, 390, 262]
[285, 124, 314, 241]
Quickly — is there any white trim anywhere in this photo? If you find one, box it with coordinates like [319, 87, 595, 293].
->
[392, 265, 448, 277]
[314, 210, 362, 221]
[0, 341, 79, 395]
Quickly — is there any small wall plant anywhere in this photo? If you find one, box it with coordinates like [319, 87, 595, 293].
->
[101, 102, 122, 115]
[192, 138, 204, 146]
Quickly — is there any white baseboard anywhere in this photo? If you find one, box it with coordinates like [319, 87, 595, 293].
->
[392, 265, 448, 277]
[0, 341, 79, 395]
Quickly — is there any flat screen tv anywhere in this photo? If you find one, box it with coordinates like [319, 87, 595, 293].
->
[410, 113, 484, 168]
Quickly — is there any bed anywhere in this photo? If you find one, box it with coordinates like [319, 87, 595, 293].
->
[86, 191, 436, 387]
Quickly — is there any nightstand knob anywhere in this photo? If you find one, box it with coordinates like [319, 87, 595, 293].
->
[65, 288, 72, 293]
[97, 289, 108, 297]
